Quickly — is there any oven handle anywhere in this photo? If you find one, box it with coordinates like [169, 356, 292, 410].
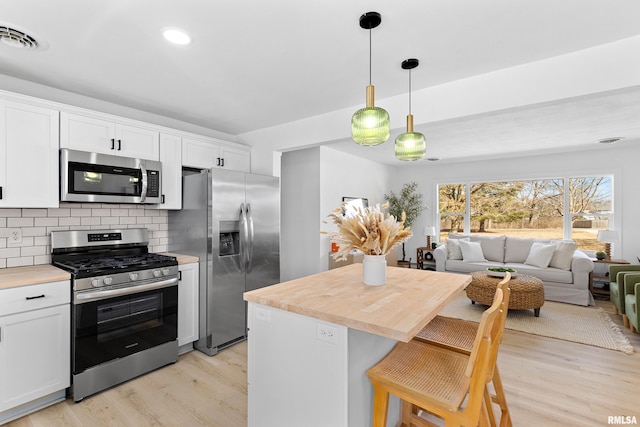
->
[74, 277, 178, 304]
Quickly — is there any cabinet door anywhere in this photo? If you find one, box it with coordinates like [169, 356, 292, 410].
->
[155, 133, 182, 210]
[0, 100, 59, 208]
[60, 112, 116, 155]
[181, 137, 220, 169]
[220, 146, 251, 172]
[178, 262, 199, 347]
[0, 304, 70, 412]
[115, 124, 160, 160]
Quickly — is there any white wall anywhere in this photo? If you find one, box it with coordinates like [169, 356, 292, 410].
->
[392, 142, 640, 264]
[281, 146, 393, 281]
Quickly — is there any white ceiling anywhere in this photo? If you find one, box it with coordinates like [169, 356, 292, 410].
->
[2, 0, 640, 165]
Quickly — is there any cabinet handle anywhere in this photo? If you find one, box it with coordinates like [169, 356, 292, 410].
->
[221, 158, 224, 167]
[216, 157, 221, 166]
[179, 271, 182, 281]
[111, 138, 115, 150]
[161, 194, 165, 204]
[0, 186, 3, 199]
[117, 140, 122, 151]
[26, 294, 45, 300]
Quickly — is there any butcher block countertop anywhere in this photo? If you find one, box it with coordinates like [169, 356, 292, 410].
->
[0, 265, 71, 290]
[160, 252, 199, 264]
[244, 263, 471, 342]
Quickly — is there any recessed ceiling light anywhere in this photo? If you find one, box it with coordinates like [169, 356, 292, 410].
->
[597, 137, 623, 144]
[426, 157, 440, 162]
[162, 27, 192, 45]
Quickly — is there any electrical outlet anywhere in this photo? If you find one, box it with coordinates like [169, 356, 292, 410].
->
[8, 229, 22, 244]
[317, 323, 338, 344]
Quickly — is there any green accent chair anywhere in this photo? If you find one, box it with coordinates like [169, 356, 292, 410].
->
[623, 273, 640, 334]
[609, 265, 640, 328]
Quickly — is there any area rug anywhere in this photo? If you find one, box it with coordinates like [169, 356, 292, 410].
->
[438, 294, 634, 354]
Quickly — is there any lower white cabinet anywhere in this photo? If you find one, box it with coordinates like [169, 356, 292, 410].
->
[178, 262, 199, 350]
[0, 280, 70, 423]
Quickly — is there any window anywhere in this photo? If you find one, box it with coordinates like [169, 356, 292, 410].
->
[437, 176, 613, 252]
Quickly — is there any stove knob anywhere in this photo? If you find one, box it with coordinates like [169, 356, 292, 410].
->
[91, 278, 102, 287]
[129, 273, 139, 281]
[103, 277, 113, 286]
[162, 268, 170, 276]
[153, 270, 162, 278]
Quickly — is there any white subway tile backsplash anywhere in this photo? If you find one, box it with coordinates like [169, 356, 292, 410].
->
[59, 217, 82, 226]
[35, 217, 59, 227]
[1, 205, 169, 268]
[8, 217, 34, 227]
[21, 209, 48, 217]
[47, 208, 71, 217]
[0, 209, 21, 217]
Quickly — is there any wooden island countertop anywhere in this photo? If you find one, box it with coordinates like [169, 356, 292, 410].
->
[243, 263, 470, 342]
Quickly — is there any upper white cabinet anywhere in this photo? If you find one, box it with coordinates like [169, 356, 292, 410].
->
[60, 112, 160, 160]
[157, 133, 182, 210]
[182, 137, 250, 172]
[0, 100, 59, 208]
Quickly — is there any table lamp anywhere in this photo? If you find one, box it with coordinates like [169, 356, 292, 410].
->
[597, 230, 619, 260]
[423, 225, 436, 248]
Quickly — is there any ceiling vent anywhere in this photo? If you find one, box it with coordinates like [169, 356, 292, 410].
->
[0, 26, 39, 49]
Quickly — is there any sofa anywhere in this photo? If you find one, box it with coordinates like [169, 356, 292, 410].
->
[433, 234, 594, 306]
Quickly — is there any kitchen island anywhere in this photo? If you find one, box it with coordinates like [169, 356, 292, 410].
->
[243, 263, 471, 427]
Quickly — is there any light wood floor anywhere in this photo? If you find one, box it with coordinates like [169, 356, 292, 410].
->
[6, 299, 640, 427]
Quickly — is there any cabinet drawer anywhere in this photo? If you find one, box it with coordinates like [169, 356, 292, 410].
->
[0, 281, 70, 316]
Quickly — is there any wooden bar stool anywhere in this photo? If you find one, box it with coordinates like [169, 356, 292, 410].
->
[367, 287, 505, 427]
[414, 274, 512, 427]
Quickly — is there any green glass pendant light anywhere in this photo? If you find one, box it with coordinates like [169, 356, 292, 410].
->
[395, 58, 426, 161]
[351, 11, 390, 146]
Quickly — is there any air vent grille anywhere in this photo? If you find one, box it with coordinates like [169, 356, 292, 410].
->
[0, 26, 38, 49]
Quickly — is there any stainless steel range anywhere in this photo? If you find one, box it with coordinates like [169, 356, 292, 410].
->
[51, 228, 179, 402]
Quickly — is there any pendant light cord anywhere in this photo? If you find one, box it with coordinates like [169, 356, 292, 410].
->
[408, 69, 412, 115]
[368, 29, 372, 85]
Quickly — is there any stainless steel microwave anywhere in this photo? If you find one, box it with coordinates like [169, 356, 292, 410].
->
[60, 148, 162, 204]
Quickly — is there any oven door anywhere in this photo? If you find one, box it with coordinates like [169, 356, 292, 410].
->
[73, 278, 178, 374]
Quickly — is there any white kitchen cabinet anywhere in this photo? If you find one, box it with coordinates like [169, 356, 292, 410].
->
[0, 100, 59, 208]
[178, 262, 199, 351]
[0, 280, 70, 424]
[182, 137, 250, 172]
[60, 112, 160, 160]
[156, 133, 182, 210]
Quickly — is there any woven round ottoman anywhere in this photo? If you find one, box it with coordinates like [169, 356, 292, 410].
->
[467, 271, 545, 317]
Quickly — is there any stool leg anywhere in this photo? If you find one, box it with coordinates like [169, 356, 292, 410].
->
[372, 385, 389, 427]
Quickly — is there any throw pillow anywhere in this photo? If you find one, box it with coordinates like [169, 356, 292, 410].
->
[446, 237, 469, 260]
[525, 242, 556, 268]
[472, 235, 506, 263]
[459, 240, 487, 262]
[549, 241, 577, 270]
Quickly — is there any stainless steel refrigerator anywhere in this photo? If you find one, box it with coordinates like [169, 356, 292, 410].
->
[169, 169, 280, 355]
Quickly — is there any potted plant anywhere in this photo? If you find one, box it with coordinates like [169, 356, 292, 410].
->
[595, 251, 606, 260]
[385, 182, 425, 267]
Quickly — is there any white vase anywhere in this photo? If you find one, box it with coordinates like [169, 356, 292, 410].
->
[362, 254, 387, 286]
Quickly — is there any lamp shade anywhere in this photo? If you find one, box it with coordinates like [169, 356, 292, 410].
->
[352, 105, 390, 146]
[597, 230, 619, 243]
[423, 226, 436, 236]
[395, 131, 426, 161]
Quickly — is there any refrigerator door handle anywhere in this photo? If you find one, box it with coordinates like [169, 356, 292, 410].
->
[239, 203, 248, 272]
[246, 203, 255, 272]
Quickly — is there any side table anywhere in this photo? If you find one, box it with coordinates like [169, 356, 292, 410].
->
[416, 247, 436, 271]
[590, 258, 630, 297]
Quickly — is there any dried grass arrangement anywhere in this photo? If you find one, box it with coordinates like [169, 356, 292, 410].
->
[326, 202, 412, 261]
